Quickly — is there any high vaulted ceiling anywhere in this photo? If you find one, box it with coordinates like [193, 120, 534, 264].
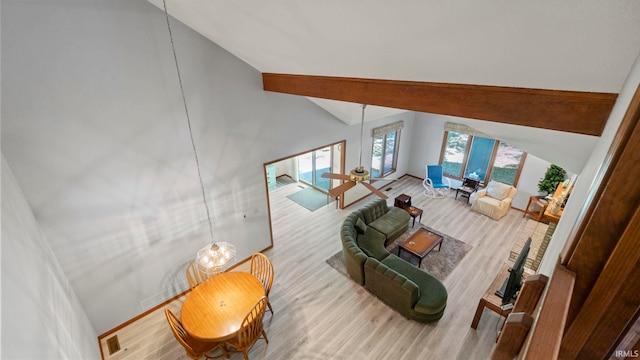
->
[148, 0, 640, 170]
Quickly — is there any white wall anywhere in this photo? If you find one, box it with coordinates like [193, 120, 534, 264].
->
[272, 157, 297, 180]
[513, 154, 555, 206]
[407, 113, 448, 179]
[538, 52, 640, 275]
[1, 0, 363, 334]
[1, 156, 100, 359]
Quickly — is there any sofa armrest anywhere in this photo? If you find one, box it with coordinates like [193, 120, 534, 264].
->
[475, 189, 487, 199]
[498, 197, 513, 209]
[414, 296, 447, 315]
[364, 258, 419, 311]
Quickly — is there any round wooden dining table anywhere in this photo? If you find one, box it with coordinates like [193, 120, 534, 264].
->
[181, 271, 265, 341]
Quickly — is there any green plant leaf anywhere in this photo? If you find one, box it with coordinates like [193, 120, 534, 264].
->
[538, 164, 567, 194]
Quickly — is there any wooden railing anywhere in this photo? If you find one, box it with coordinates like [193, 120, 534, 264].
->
[490, 263, 577, 359]
[491, 274, 548, 359]
[519, 264, 576, 359]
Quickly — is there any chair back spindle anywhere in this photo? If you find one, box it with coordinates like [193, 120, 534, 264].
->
[225, 296, 269, 360]
[165, 308, 229, 359]
[186, 261, 210, 290]
[250, 253, 274, 313]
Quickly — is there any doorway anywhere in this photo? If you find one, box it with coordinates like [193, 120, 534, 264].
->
[263, 140, 345, 243]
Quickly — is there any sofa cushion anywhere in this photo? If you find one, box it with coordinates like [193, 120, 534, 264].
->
[355, 217, 367, 234]
[369, 207, 409, 238]
[478, 196, 503, 207]
[357, 226, 389, 261]
[486, 181, 512, 200]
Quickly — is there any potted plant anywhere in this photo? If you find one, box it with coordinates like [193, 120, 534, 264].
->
[538, 164, 566, 195]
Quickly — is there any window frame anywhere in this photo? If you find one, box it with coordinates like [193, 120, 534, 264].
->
[371, 129, 401, 179]
[439, 130, 526, 187]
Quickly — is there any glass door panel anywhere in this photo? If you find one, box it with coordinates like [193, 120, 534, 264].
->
[298, 152, 313, 184]
[315, 147, 331, 191]
[383, 131, 397, 174]
[297, 146, 332, 192]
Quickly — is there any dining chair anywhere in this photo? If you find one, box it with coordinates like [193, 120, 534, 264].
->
[250, 253, 274, 313]
[186, 261, 209, 290]
[164, 308, 229, 360]
[224, 296, 269, 360]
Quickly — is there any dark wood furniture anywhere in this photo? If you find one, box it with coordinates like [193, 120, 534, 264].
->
[394, 194, 411, 209]
[398, 228, 443, 268]
[523, 196, 549, 222]
[406, 206, 423, 228]
[455, 178, 480, 204]
[471, 264, 517, 329]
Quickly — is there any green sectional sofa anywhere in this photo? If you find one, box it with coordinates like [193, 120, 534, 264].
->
[340, 198, 448, 323]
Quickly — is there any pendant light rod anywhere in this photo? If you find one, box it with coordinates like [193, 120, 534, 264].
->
[162, 0, 214, 240]
[358, 104, 366, 168]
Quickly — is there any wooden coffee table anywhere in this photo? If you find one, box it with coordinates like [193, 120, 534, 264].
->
[398, 228, 443, 267]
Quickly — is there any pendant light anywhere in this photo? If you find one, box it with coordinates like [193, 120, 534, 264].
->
[162, 0, 236, 275]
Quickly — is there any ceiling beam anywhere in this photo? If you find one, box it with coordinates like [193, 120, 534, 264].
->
[262, 73, 617, 136]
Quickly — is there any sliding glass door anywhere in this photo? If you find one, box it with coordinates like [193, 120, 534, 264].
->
[298, 147, 331, 191]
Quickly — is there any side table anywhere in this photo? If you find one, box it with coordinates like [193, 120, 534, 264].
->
[455, 178, 480, 204]
[523, 196, 548, 222]
[394, 194, 411, 209]
[455, 186, 476, 204]
[406, 206, 423, 228]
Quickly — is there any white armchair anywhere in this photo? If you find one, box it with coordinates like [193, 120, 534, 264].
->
[471, 181, 517, 220]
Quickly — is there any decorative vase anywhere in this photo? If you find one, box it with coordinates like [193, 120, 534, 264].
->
[549, 203, 560, 215]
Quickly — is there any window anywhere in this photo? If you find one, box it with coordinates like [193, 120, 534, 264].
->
[464, 136, 496, 183]
[440, 123, 526, 186]
[442, 131, 469, 177]
[371, 131, 399, 178]
[489, 142, 526, 185]
[371, 121, 403, 179]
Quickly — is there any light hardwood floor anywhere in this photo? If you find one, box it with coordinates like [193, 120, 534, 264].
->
[100, 176, 531, 360]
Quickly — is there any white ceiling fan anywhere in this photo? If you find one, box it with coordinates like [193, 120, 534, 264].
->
[322, 104, 389, 199]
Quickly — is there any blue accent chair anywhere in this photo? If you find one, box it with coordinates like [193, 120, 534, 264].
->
[423, 165, 451, 198]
